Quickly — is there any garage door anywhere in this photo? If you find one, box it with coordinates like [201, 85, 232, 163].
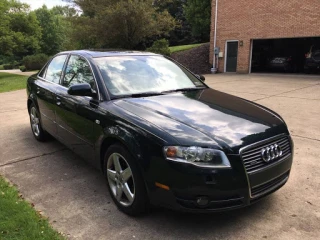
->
[251, 37, 320, 74]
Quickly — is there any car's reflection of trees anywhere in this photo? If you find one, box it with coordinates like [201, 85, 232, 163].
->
[64, 57, 95, 88]
[55, 102, 96, 143]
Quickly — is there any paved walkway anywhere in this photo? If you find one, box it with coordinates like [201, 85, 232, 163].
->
[0, 69, 38, 76]
[0, 74, 319, 239]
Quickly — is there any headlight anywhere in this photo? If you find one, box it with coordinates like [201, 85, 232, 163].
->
[163, 146, 231, 168]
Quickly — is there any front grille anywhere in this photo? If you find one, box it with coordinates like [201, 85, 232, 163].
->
[251, 171, 289, 199]
[241, 135, 291, 174]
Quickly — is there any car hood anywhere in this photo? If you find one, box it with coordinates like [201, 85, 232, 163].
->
[113, 88, 288, 153]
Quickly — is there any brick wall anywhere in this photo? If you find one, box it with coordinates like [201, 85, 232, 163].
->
[209, 0, 320, 73]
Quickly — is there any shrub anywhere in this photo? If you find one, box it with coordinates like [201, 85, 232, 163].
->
[147, 39, 171, 56]
[23, 54, 49, 71]
[12, 61, 21, 69]
[3, 64, 13, 70]
[19, 66, 27, 72]
[0, 65, 4, 70]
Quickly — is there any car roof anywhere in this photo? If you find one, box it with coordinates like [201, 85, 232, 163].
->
[58, 50, 160, 58]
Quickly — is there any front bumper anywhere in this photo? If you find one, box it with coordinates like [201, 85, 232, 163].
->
[268, 62, 291, 69]
[304, 62, 320, 69]
[148, 153, 293, 212]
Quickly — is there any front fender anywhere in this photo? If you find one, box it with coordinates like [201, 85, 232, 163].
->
[102, 125, 144, 162]
[95, 120, 165, 172]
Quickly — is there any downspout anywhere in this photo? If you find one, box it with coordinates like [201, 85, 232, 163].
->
[211, 0, 218, 73]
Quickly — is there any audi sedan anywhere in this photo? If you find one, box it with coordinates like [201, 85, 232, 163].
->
[27, 50, 293, 215]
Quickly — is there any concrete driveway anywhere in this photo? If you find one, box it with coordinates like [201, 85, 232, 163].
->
[0, 73, 319, 239]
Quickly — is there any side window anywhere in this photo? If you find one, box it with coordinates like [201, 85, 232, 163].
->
[38, 62, 48, 78]
[62, 55, 96, 89]
[45, 55, 68, 84]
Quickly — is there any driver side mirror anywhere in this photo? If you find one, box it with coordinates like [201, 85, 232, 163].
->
[68, 83, 97, 98]
[199, 75, 206, 82]
[196, 74, 206, 82]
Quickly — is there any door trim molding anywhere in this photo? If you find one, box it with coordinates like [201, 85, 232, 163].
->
[224, 40, 239, 73]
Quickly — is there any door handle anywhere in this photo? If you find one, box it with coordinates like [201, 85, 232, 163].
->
[56, 97, 61, 106]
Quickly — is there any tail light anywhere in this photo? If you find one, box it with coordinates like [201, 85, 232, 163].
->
[287, 57, 292, 61]
[305, 53, 311, 58]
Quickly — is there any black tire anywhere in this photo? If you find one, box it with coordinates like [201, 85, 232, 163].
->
[304, 67, 311, 74]
[29, 103, 48, 142]
[103, 144, 149, 216]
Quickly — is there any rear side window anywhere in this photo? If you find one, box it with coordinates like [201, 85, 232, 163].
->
[45, 55, 68, 84]
[38, 63, 48, 78]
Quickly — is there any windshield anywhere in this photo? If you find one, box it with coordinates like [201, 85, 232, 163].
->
[94, 55, 206, 98]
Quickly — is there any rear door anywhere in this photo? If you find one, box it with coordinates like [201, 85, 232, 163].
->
[55, 55, 99, 162]
[36, 54, 68, 136]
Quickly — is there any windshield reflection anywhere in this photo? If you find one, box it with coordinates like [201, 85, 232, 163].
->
[94, 56, 205, 97]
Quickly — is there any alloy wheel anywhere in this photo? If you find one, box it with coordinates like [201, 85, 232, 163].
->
[30, 107, 40, 137]
[106, 153, 135, 206]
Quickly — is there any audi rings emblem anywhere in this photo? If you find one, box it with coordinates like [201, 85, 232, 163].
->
[261, 144, 283, 162]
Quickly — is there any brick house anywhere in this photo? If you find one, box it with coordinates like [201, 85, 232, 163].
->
[209, 0, 320, 73]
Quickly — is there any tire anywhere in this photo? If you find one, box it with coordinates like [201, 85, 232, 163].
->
[304, 67, 311, 74]
[103, 144, 149, 216]
[29, 103, 48, 142]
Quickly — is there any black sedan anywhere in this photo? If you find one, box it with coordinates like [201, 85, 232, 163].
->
[267, 56, 297, 73]
[27, 50, 293, 215]
[304, 45, 320, 73]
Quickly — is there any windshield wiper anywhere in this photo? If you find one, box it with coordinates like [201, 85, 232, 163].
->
[111, 88, 206, 100]
[112, 92, 164, 99]
[130, 92, 164, 98]
[161, 87, 206, 94]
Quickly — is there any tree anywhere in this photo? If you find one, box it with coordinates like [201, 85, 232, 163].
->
[154, 0, 195, 46]
[184, 0, 211, 41]
[0, 0, 41, 58]
[34, 5, 74, 55]
[51, 5, 77, 17]
[69, 0, 177, 49]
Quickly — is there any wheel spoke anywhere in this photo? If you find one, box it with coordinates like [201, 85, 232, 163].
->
[31, 108, 36, 117]
[116, 185, 123, 201]
[107, 169, 116, 181]
[30, 113, 35, 122]
[113, 154, 122, 173]
[35, 125, 39, 135]
[123, 183, 134, 204]
[121, 167, 132, 182]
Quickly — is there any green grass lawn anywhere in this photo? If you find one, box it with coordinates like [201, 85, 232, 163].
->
[0, 72, 27, 93]
[169, 43, 203, 53]
[0, 177, 64, 240]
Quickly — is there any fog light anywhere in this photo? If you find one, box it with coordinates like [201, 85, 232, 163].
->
[196, 196, 209, 206]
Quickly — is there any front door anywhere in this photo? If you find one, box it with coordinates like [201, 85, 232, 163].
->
[226, 41, 238, 72]
[55, 55, 98, 162]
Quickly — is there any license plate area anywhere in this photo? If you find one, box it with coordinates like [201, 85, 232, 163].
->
[248, 155, 292, 198]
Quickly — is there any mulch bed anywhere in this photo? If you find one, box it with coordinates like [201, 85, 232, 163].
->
[170, 43, 212, 74]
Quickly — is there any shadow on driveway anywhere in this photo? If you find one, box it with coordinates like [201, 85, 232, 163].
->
[1, 133, 275, 239]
